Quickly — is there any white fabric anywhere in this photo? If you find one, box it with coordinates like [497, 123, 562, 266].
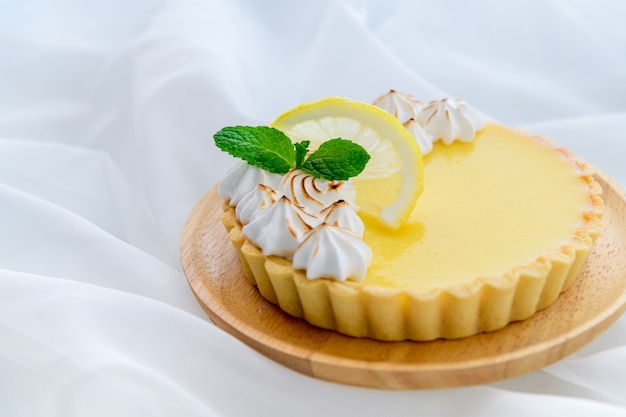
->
[1, 0, 626, 415]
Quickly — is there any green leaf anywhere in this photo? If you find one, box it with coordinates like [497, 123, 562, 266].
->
[213, 125, 371, 181]
[294, 140, 310, 169]
[301, 138, 370, 181]
[213, 126, 295, 174]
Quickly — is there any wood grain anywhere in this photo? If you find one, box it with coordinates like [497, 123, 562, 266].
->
[180, 169, 626, 389]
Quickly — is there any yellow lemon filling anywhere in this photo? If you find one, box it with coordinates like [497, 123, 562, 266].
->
[363, 123, 593, 289]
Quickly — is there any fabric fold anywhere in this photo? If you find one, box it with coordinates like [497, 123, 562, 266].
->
[1, 0, 625, 415]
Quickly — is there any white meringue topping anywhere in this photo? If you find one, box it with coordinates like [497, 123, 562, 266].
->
[218, 161, 283, 207]
[373, 91, 485, 154]
[319, 200, 365, 238]
[404, 119, 434, 155]
[293, 225, 372, 282]
[235, 184, 278, 225]
[221, 164, 370, 281]
[242, 196, 318, 260]
[279, 169, 357, 215]
[372, 89, 422, 124]
[415, 98, 485, 145]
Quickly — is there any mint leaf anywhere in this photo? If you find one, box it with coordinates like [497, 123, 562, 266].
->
[213, 126, 295, 174]
[302, 138, 370, 181]
[294, 140, 310, 169]
[213, 125, 371, 181]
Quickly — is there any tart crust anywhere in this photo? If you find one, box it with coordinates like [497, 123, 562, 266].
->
[220, 138, 604, 341]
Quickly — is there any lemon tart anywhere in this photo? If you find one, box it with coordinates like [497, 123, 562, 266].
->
[216, 95, 604, 341]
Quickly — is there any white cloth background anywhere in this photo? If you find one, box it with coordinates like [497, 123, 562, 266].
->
[1, 0, 625, 416]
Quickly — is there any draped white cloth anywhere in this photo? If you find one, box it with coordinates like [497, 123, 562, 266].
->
[1, 1, 625, 416]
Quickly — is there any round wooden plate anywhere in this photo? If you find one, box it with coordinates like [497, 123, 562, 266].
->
[180, 169, 626, 390]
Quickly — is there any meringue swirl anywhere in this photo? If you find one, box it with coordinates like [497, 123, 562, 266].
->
[218, 161, 283, 207]
[221, 163, 371, 281]
[415, 98, 485, 144]
[235, 184, 278, 225]
[293, 225, 372, 282]
[319, 200, 365, 238]
[279, 169, 357, 215]
[242, 196, 318, 259]
[404, 119, 434, 155]
[373, 91, 485, 154]
[372, 89, 422, 124]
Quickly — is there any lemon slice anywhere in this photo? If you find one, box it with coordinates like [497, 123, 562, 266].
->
[271, 96, 424, 229]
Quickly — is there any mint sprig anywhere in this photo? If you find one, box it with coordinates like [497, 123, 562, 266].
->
[213, 126, 294, 174]
[213, 126, 370, 181]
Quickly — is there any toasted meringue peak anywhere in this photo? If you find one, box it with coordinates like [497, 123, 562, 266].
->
[279, 169, 357, 215]
[235, 184, 278, 225]
[404, 119, 434, 155]
[414, 98, 485, 145]
[218, 161, 283, 207]
[224, 164, 370, 281]
[373, 90, 422, 124]
[373, 92, 486, 154]
[319, 200, 365, 238]
[293, 224, 372, 282]
[242, 196, 319, 259]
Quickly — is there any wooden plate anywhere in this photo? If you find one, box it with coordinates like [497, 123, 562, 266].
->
[180, 169, 626, 389]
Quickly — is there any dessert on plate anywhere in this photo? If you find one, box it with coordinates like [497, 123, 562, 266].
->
[212, 91, 604, 341]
